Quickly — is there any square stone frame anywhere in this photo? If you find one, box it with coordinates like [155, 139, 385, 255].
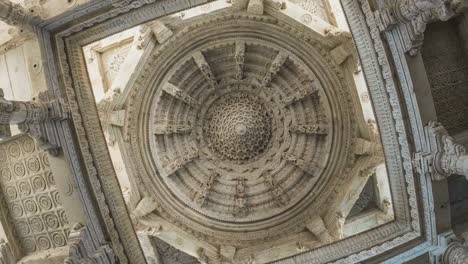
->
[35, 0, 435, 263]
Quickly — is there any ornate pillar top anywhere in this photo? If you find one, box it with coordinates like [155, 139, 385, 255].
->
[0, 0, 42, 33]
[425, 121, 468, 180]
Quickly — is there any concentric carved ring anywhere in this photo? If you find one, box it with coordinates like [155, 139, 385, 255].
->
[1, 168, 11, 181]
[129, 14, 354, 243]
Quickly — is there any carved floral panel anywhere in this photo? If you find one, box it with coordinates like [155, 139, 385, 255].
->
[0, 135, 69, 254]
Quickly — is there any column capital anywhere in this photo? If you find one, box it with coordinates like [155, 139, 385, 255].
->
[0, 88, 69, 153]
[0, 0, 42, 33]
[425, 121, 468, 180]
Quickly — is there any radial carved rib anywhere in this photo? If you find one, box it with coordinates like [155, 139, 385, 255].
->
[282, 81, 320, 106]
[262, 51, 288, 87]
[162, 83, 200, 108]
[262, 173, 288, 207]
[235, 41, 246, 80]
[162, 149, 199, 177]
[154, 123, 192, 135]
[233, 178, 249, 217]
[283, 153, 315, 176]
[194, 172, 219, 207]
[290, 124, 329, 135]
[193, 51, 218, 89]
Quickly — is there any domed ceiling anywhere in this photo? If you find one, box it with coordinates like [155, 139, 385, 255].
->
[120, 4, 380, 263]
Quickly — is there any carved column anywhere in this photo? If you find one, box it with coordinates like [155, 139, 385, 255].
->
[0, 0, 42, 33]
[443, 242, 468, 264]
[48, 151, 87, 224]
[0, 88, 66, 151]
[426, 121, 468, 180]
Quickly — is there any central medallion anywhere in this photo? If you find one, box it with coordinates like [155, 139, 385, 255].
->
[139, 19, 348, 239]
[204, 92, 272, 161]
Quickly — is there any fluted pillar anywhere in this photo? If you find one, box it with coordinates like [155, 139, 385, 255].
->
[426, 121, 468, 180]
[0, 0, 42, 33]
[443, 241, 468, 264]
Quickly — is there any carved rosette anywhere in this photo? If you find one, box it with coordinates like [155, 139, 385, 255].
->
[127, 14, 356, 246]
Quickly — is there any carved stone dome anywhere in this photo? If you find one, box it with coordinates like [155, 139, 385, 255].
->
[127, 14, 357, 245]
[204, 92, 272, 161]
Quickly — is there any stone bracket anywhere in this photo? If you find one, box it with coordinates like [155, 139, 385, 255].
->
[374, 0, 464, 55]
[425, 121, 468, 180]
[65, 223, 116, 264]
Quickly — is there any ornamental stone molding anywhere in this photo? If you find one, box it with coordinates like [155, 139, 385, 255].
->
[425, 121, 468, 180]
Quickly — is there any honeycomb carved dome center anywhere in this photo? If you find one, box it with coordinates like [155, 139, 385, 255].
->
[203, 92, 272, 161]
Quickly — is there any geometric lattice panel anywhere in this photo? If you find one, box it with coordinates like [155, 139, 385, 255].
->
[0, 135, 69, 254]
[422, 21, 468, 134]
